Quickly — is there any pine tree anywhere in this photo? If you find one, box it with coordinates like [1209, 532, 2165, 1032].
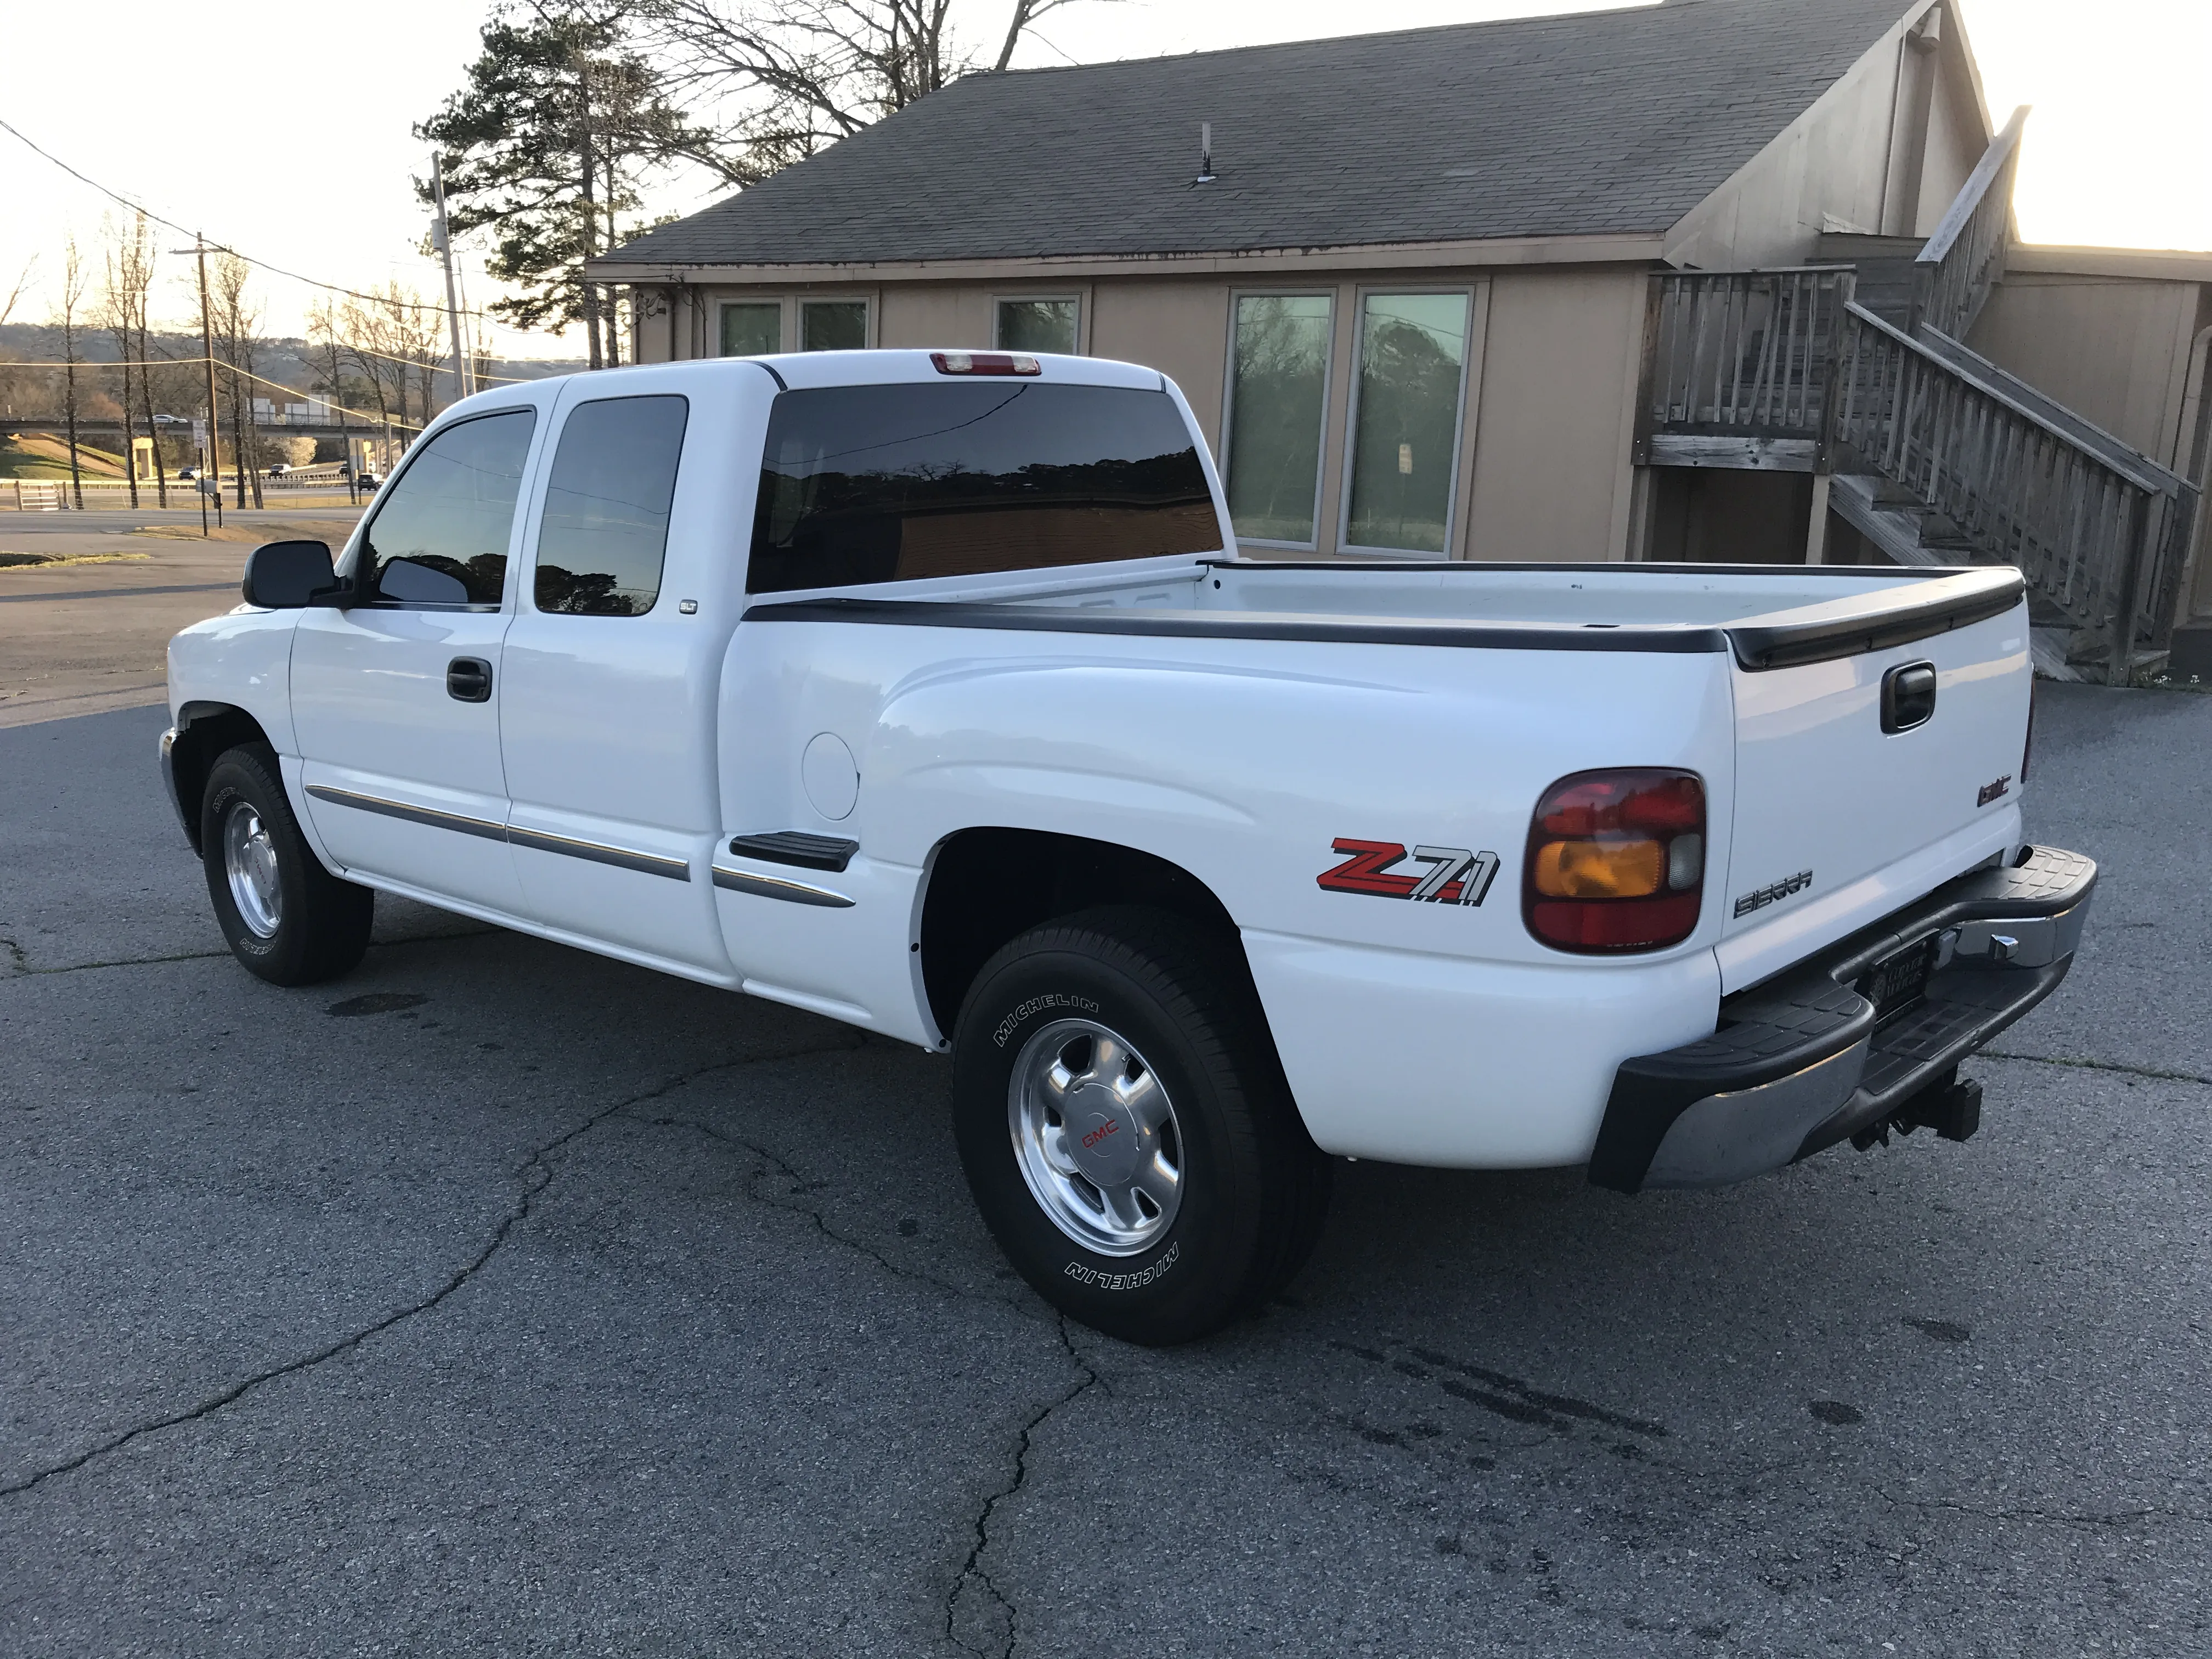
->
[418, 5, 713, 368]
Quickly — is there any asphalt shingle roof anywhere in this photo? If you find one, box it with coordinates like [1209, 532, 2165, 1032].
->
[606, 0, 1918, 269]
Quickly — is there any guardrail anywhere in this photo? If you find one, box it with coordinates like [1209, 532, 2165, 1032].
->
[1833, 301, 2198, 679]
[4, 475, 365, 508]
[1635, 268, 1857, 470]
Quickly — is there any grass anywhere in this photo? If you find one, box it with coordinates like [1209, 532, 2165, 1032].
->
[0, 550, 153, 568]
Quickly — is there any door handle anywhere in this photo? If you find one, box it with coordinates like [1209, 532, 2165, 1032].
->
[447, 657, 493, 703]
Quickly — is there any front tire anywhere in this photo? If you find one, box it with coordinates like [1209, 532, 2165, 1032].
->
[952, 907, 1330, 1345]
[200, 745, 373, 985]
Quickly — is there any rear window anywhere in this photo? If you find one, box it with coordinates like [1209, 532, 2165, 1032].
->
[747, 381, 1221, 593]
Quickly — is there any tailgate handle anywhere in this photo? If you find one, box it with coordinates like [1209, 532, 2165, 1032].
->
[447, 657, 494, 703]
[1881, 662, 1937, 734]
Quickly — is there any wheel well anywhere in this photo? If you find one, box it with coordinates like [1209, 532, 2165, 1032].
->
[171, 703, 273, 854]
[918, 828, 1244, 1040]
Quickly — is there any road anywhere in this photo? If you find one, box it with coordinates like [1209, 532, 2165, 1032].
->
[0, 509, 362, 726]
[1, 630, 2208, 1652]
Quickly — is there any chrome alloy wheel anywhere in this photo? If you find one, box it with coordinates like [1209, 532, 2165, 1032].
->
[222, 800, 283, 939]
[1008, 1018, 1184, 1256]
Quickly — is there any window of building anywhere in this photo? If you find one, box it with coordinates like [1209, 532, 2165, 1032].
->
[533, 396, 689, 617]
[720, 302, 780, 357]
[749, 381, 1220, 592]
[800, 300, 869, 351]
[1223, 294, 1333, 546]
[1343, 291, 1472, 555]
[995, 297, 1080, 356]
[356, 409, 537, 608]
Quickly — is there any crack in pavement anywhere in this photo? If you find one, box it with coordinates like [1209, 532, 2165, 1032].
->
[1980, 1049, 2212, 1088]
[945, 1316, 1102, 1659]
[626, 1094, 1025, 1311]
[0, 1042, 850, 1500]
[1876, 1487, 2212, 1533]
[0, 927, 505, 980]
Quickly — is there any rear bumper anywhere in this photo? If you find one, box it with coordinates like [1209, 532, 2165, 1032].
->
[1589, 845, 2095, 1193]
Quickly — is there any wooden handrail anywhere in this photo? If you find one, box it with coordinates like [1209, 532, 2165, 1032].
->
[1917, 105, 2029, 271]
[1844, 303, 2181, 498]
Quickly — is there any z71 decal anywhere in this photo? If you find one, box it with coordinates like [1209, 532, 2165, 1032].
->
[1318, 839, 1500, 907]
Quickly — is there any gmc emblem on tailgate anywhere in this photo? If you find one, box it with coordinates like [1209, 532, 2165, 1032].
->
[1978, 775, 2012, 807]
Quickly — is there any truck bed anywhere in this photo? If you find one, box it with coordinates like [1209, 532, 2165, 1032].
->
[754, 557, 2024, 674]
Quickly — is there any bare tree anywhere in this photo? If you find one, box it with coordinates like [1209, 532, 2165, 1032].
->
[210, 253, 265, 509]
[53, 238, 88, 509]
[308, 298, 360, 495]
[991, 0, 1090, 70]
[631, 0, 1112, 186]
[0, 256, 36, 330]
[100, 216, 155, 509]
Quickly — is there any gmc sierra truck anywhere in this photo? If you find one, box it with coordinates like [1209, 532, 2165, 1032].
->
[162, 348, 2095, 1344]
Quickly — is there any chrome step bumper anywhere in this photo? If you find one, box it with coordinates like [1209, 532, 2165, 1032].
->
[1589, 845, 2096, 1194]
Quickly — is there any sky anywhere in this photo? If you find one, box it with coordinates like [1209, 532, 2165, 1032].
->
[1, 0, 2205, 358]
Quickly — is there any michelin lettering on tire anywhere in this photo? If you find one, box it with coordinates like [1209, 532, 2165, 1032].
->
[1063, 1242, 1180, 1290]
[992, 991, 1101, 1048]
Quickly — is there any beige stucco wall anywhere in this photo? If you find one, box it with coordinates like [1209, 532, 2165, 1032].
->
[1090, 278, 1231, 454]
[1464, 268, 1646, 562]
[1969, 274, 2204, 467]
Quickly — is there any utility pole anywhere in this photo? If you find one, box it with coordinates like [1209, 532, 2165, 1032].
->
[431, 154, 470, 402]
[170, 235, 224, 537]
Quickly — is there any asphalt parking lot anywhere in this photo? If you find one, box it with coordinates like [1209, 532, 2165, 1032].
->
[3, 624, 2209, 1650]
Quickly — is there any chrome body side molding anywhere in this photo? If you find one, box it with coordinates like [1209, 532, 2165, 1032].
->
[306, 783, 690, 880]
[711, 866, 856, 908]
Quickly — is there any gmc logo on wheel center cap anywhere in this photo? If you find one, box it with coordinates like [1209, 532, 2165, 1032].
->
[1081, 1121, 1119, 1150]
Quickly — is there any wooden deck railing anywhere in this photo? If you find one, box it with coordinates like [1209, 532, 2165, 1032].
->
[1833, 302, 2199, 676]
[1635, 268, 1855, 470]
[1912, 106, 2028, 340]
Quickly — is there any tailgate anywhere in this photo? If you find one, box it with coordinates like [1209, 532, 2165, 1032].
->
[1719, 573, 2032, 991]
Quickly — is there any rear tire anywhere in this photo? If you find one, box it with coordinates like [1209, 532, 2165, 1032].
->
[952, 906, 1330, 1345]
[200, 744, 373, 986]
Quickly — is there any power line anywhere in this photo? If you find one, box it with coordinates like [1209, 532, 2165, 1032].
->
[0, 116, 489, 319]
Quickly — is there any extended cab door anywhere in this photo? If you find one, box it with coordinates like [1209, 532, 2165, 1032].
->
[496, 385, 730, 974]
[291, 407, 539, 915]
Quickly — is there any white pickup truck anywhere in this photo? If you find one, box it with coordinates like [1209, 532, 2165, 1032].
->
[163, 348, 2095, 1344]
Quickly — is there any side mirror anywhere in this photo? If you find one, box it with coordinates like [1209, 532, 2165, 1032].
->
[241, 540, 337, 609]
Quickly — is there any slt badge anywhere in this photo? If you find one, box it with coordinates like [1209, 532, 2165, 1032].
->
[1318, 839, 1500, 907]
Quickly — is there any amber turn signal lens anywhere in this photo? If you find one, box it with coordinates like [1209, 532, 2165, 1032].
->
[1523, 768, 1707, 953]
[1531, 837, 1664, 899]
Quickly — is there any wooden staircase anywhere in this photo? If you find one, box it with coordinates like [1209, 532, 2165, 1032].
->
[1635, 108, 2202, 684]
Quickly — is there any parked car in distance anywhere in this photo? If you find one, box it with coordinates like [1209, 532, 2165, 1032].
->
[160, 349, 2096, 1345]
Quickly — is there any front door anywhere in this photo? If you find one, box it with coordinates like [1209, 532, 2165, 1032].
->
[292, 407, 540, 916]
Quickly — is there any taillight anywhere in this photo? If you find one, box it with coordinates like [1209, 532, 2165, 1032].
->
[1523, 769, 1706, 953]
[930, 351, 1041, 377]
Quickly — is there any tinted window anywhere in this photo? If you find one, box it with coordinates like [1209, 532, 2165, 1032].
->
[358, 409, 537, 607]
[1345, 292, 1470, 553]
[997, 298, 1078, 354]
[748, 382, 1220, 593]
[802, 301, 867, 351]
[721, 303, 779, 356]
[534, 396, 688, 616]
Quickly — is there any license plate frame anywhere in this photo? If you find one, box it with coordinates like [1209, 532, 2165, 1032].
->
[1861, 934, 1940, 1024]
